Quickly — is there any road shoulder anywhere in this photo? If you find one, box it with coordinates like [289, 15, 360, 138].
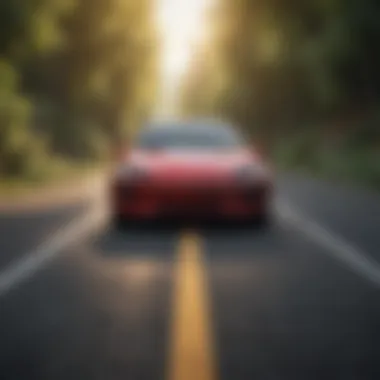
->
[0, 169, 107, 214]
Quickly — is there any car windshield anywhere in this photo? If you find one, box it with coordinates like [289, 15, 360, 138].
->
[136, 125, 243, 150]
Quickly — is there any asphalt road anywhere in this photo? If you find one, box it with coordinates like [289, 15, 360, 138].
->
[0, 174, 380, 380]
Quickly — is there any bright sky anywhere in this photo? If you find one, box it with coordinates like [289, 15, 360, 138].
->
[156, 0, 211, 114]
[158, 0, 210, 77]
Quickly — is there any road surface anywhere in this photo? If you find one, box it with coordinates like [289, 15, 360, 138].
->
[0, 173, 380, 380]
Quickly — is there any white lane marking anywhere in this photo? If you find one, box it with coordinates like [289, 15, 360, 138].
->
[276, 199, 380, 287]
[0, 181, 108, 297]
[0, 208, 107, 297]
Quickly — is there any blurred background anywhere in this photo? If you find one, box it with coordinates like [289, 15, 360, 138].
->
[0, 0, 379, 189]
[1, 2, 380, 380]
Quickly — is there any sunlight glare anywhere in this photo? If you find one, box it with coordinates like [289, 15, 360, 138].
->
[158, 0, 210, 76]
[157, 0, 211, 114]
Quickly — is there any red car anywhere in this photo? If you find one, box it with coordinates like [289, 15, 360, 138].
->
[110, 121, 273, 226]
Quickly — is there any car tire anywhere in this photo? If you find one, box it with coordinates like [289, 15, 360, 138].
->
[256, 212, 270, 228]
[112, 214, 127, 230]
[247, 211, 270, 229]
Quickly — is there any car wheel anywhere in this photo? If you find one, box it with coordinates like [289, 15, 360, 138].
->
[247, 212, 271, 229]
[112, 214, 127, 230]
[256, 212, 270, 228]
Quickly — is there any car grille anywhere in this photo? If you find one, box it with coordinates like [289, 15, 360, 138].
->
[116, 182, 269, 206]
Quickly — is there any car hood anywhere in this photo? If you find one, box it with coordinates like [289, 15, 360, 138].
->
[124, 149, 260, 182]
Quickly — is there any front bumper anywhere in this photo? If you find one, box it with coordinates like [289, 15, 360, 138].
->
[111, 181, 272, 220]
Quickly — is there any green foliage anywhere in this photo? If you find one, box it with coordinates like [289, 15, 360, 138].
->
[181, 0, 380, 188]
[275, 138, 380, 189]
[0, 0, 158, 182]
[0, 0, 73, 61]
[183, 0, 380, 126]
[0, 62, 48, 179]
[50, 113, 108, 160]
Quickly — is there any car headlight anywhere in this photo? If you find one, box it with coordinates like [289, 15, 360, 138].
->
[235, 164, 268, 183]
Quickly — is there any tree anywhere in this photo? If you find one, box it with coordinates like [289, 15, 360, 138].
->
[0, 0, 158, 177]
[181, 0, 380, 146]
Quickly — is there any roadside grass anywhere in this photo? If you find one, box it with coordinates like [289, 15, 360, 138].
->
[274, 136, 380, 190]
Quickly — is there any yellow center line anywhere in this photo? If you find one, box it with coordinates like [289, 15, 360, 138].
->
[167, 231, 217, 380]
